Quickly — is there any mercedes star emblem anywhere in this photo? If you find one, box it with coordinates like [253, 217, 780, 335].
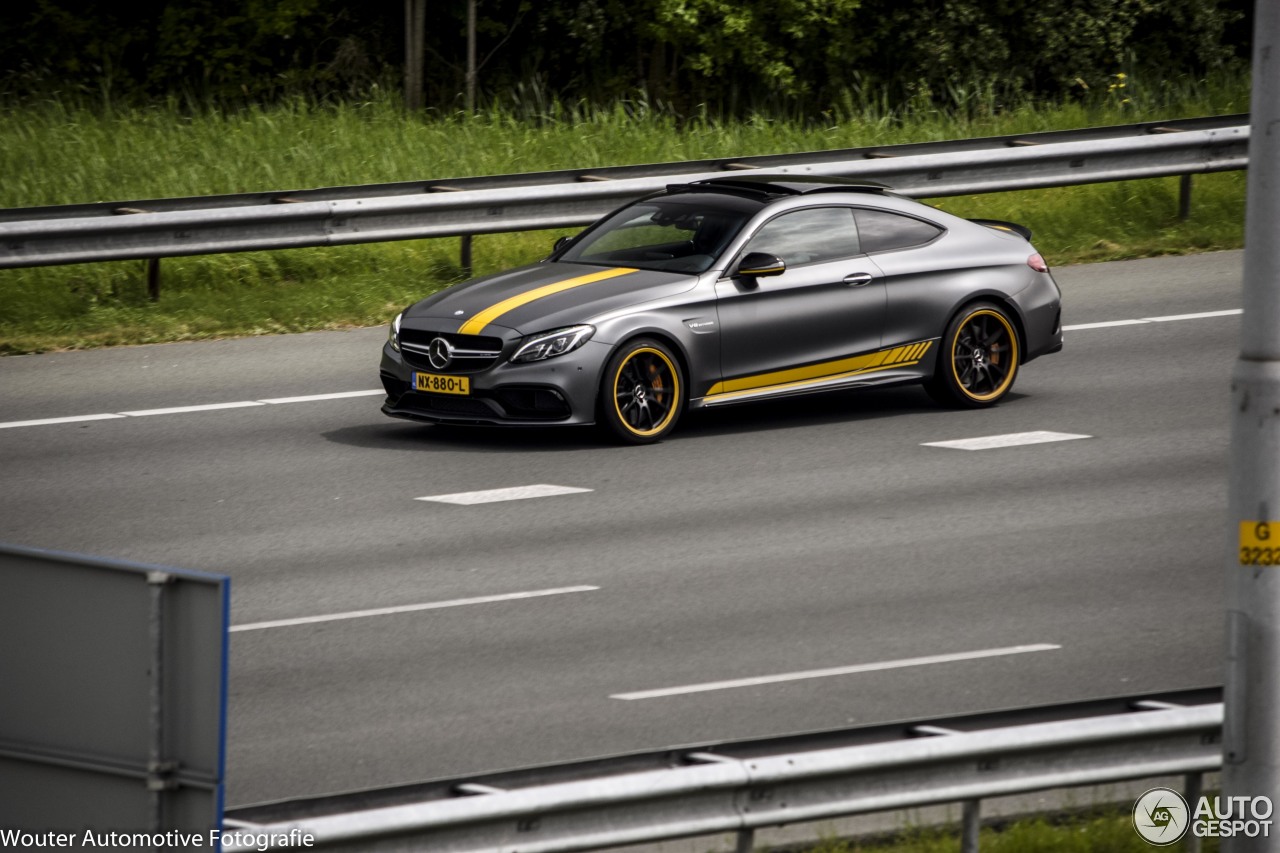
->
[428, 337, 453, 369]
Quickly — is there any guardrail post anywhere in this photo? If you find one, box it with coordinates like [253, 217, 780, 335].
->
[1184, 772, 1204, 853]
[112, 207, 163, 300]
[1179, 174, 1193, 221]
[961, 799, 981, 853]
[734, 827, 754, 853]
[146, 258, 161, 301]
[460, 235, 473, 278]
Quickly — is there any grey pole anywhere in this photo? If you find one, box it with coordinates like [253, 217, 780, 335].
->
[146, 571, 173, 837]
[1223, 1, 1280, 849]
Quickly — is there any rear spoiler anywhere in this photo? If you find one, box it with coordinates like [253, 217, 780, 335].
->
[970, 218, 1033, 241]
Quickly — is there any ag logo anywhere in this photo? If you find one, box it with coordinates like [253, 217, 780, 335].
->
[1133, 787, 1190, 845]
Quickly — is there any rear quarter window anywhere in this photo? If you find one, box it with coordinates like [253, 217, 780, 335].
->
[854, 208, 943, 253]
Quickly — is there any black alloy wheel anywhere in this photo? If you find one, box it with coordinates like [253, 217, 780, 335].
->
[925, 302, 1020, 407]
[599, 338, 685, 444]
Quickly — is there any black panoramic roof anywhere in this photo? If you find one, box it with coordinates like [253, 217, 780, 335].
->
[667, 174, 892, 199]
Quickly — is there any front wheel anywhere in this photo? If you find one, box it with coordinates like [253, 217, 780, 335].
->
[598, 338, 685, 444]
[924, 303, 1021, 407]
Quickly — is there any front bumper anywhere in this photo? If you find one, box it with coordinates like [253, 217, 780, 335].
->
[379, 339, 608, 427]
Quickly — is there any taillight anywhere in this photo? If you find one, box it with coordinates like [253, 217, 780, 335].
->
[1027, 253, 1048, 273]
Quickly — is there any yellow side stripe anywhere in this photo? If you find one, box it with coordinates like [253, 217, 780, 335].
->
[706, 360, 924, 402]
[706, 340, 933, 398]
[457, 267, 637, 335]
[907, 341, 932, 361]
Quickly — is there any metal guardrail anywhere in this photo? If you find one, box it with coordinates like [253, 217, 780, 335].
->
[0, 116, 1249, 270]
[0, 114, 1247, 223]
[223, 690, 1222, 852]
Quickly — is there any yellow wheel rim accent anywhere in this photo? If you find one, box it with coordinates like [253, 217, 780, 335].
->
[950, 309, 1018, 402]
[612, 347, 680, 437]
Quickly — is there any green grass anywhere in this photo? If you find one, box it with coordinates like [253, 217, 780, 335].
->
[0, 73, 1250, 353]
[795, 809, 1218, 853]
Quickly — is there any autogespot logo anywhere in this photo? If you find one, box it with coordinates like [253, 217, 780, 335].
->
[1133, 787, 1189, 846]
[1133, 789, 1275, 845]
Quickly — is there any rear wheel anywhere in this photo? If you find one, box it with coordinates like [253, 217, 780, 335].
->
[599, 338, 685, 444]
[925, 303, 1020, 407]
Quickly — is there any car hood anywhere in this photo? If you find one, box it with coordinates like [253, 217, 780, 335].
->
[403, 262, 698, 335]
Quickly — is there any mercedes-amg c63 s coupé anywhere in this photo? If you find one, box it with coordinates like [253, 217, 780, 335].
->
[380, 175, 1063, 443]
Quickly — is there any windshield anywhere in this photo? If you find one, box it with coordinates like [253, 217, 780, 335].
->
[557, 198, 754, 274]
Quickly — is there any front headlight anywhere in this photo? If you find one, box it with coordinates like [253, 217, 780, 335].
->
[511, 325, 595, 363]
[388, 311, 403, 352]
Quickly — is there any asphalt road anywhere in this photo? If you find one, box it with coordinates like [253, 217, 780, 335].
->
[0, 250, 1242, 807]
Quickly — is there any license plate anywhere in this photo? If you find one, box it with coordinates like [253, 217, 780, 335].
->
[414, 372, 470, 396]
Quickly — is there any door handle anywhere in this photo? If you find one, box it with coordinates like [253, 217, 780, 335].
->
[843, 272, 874, 287]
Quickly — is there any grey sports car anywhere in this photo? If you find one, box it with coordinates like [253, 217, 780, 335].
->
[380, 175, 1062, 443]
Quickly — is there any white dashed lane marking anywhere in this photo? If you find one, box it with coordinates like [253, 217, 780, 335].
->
[416, 484, 593, 505]
[611, 644, 1062, 700]
[231, 585, 600, 632]
[922, 431, 1092, 451]
[0, 389, 384, 430]
[120, 400, 267, 417]
[1, 413, 128, 428]
[260, 390, 390, 405]
[1062, 308, 1241, 331]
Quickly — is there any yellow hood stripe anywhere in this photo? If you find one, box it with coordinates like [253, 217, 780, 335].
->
[457, 267, 638, 335]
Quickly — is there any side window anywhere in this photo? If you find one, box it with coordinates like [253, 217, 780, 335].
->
[742, 207, 860, 267]
[854, 208, 943, 253]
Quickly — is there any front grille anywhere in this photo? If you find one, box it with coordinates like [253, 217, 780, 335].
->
[386, 386, 572, 424]
[406, 393, 501, 418]
[399, 330, 504, 373]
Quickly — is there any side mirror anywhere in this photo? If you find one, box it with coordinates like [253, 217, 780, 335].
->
[553, 235, 573, 253]
[735, 252, 786, 278]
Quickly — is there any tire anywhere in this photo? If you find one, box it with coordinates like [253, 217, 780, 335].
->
[598, 338, 685, 444]
[924, 302, 1021, 408]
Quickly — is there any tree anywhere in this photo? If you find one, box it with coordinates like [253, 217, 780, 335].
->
[0, 0, 1249, 114]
